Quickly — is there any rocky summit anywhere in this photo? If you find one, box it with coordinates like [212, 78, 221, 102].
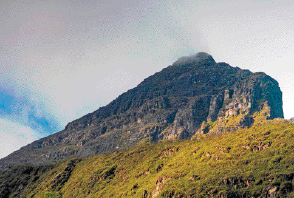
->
[0, 52, 283, 169]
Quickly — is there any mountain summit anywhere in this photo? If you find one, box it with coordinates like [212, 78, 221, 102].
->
[172, 52, 215, 66]
[0, 52, 283, 169]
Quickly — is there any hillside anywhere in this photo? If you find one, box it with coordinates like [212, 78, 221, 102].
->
[1, 114, 294, 197]
[0, 52, 284, 169]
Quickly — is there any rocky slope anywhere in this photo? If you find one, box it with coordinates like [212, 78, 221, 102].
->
[0, 52, 283, 169]
[1, 118, 294, 198]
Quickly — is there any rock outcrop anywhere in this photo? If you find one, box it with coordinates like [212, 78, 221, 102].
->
[0, 52, 284, 169]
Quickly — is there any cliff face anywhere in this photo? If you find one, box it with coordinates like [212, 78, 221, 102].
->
[0, 52, 284, 169]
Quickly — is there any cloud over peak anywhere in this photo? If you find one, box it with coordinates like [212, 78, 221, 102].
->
[172, 52, 215, 66]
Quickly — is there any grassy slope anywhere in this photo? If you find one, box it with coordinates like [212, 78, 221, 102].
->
[2, 117, 294, 198]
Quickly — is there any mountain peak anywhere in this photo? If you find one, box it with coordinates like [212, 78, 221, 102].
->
[0, 53, 284, 170]
[172, 52, 215, 66]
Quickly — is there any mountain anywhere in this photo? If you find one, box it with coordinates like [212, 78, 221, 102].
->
[0, 52, 283, 169]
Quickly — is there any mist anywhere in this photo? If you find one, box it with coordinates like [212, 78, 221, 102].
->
[0, 0, 294, 159]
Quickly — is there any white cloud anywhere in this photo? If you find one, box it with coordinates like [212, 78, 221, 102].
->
[0, 118, 41, 159]
[0, 0, 293, 162]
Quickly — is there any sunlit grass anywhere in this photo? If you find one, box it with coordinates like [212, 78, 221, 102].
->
[2, 116, 294, 197]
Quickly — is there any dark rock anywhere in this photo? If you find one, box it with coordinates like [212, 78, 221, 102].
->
[0, 52, 284, 169]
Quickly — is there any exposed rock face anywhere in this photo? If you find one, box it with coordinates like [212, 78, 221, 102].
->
[0, 52, 284, 169]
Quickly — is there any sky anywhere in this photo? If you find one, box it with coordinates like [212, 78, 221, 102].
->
[0, 0, 293, 159]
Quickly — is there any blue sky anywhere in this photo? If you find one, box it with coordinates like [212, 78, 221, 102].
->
[0, 0, 294, 159]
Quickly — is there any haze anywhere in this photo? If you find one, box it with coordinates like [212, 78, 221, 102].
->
[0, 0, 293, 159]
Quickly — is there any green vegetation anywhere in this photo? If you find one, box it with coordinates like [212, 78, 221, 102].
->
[1, 117, 294, 197]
